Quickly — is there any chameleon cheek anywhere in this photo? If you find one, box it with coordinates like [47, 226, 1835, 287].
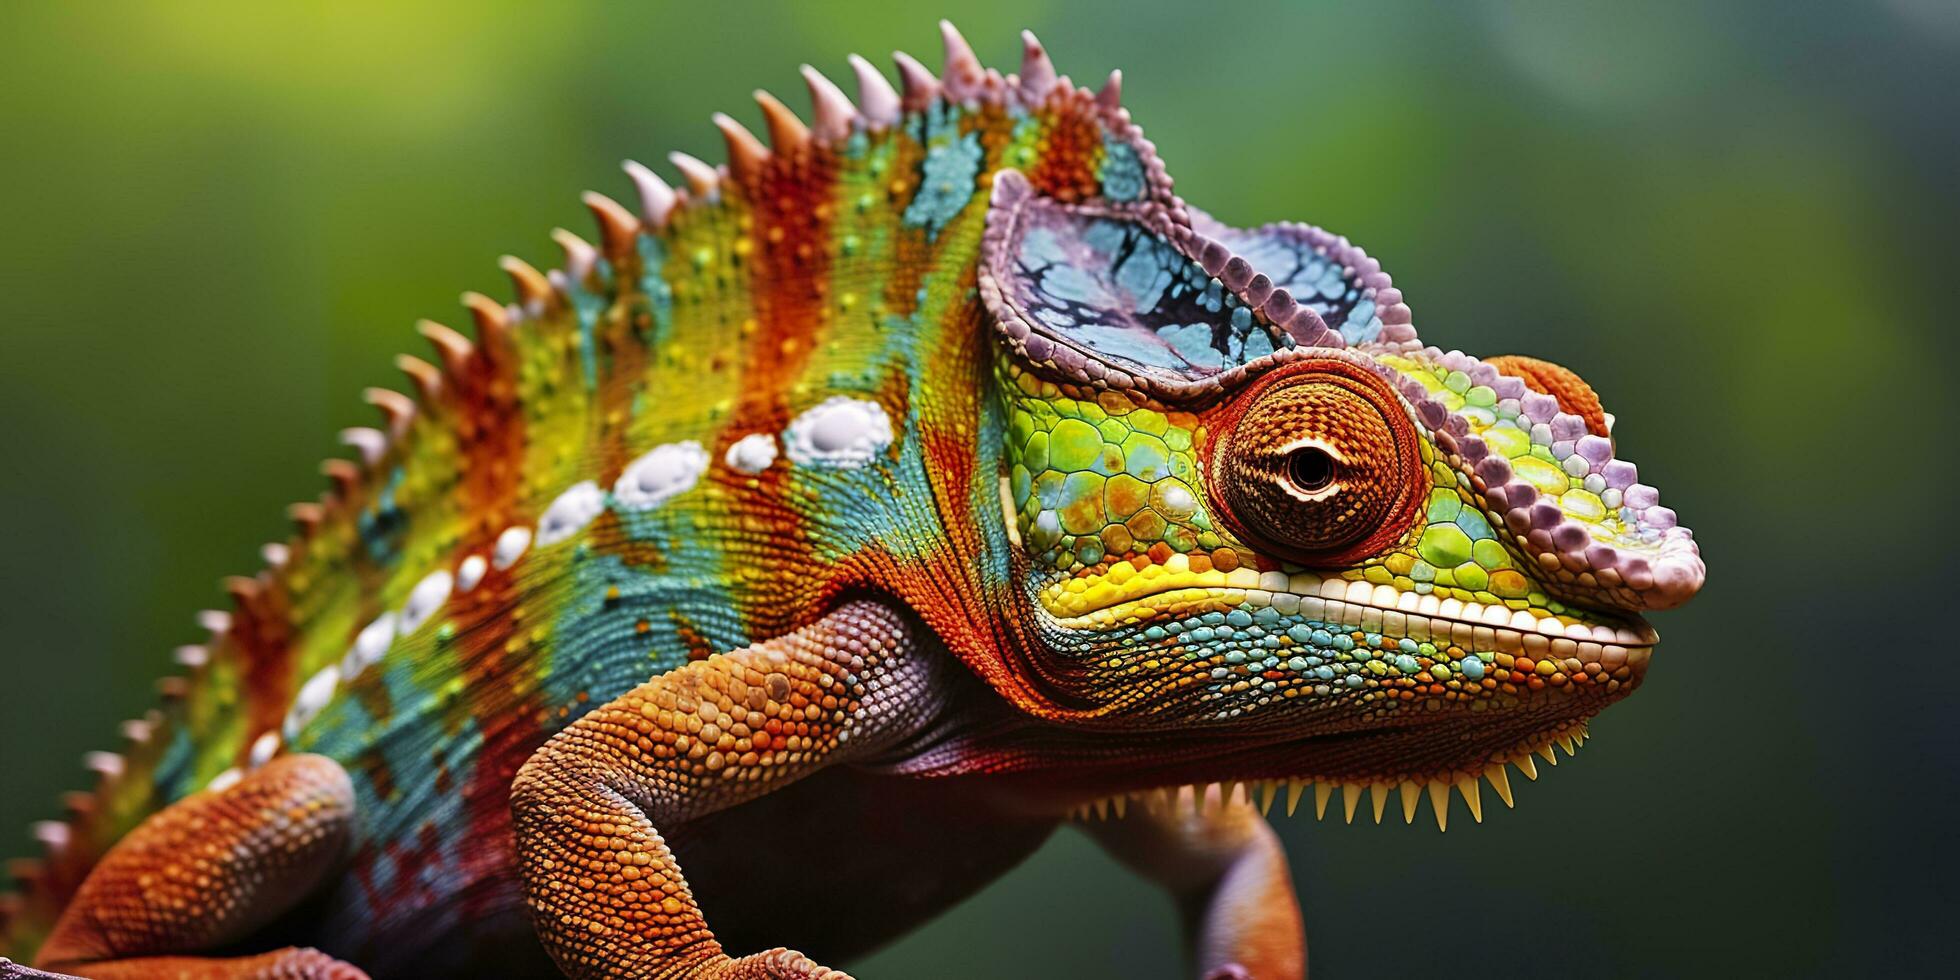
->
[1203, 359, 1426, 568]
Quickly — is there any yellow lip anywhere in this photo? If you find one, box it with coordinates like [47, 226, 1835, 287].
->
[1041, 554, 1657, 656]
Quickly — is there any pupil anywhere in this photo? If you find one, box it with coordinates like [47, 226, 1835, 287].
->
[1288, 447, 1335, 492]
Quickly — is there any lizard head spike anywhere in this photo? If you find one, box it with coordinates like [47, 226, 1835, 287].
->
[549, 227, 598, 283]
[460, 290, 509, 346]
[172, 644, 208, 668]
[338, 426, 387, 465]
[260, 541, 289, 569]
[394, 353, 442, 402]
[414, 319, 475, 378]
[579, 191, 640, 261]
[937, 20, 986, 101]
[621, 159, 677, 230]
[668, 151, 721, 199]
[1097, 68, 1122, 109]
[847, 54, 900, 128]
[892, 50, 939, 111]
[752, 90, 810, 153]
[497, 255, 554, 314]
[1018, 29, 1057, 102]
[799, 65, 856, 142]
[361, 386, 417, 437]
[713, 111, 771, 184]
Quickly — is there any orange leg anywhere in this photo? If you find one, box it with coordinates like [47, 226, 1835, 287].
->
[34, 755, 364, 980]
[510, 600, 943, 980]
[1083, 787, 1307, 980]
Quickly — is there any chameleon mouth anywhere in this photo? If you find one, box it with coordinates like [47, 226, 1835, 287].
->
[1038, 553, 1656, 666]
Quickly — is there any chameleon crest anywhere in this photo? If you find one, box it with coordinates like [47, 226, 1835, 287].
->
[1, 23, 1702, 980]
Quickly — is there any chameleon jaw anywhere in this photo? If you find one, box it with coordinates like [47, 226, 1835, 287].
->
[1039, 557, 1657, 687]
[1061, 720, 1594, 832]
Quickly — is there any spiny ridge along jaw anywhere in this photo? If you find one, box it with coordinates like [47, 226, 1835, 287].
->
[1064, 726, 1589, 832]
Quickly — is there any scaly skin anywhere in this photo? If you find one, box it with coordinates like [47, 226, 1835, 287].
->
[1, 23, 1704, 979]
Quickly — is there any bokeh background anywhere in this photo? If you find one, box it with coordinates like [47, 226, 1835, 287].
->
[2, 1, 1954, 976]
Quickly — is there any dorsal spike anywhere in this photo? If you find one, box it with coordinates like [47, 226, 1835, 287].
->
[394, 353, 442, 401]
[1098, 68, 1123, 109]
[85, 750, 125, 780]
[892, 50, 939, 111]
[848, 54, 900, 127]
[287, 500, 325, 534]
[549, 227, 598, 282]
[580, 190, 640, 261]
[339, 426, 387, 465]
[668, 151, 720, 198]
[414, 319, 475, 378]
[622, 159, 677, 229]
[938, 20, 985, 100]
[319, 458, 362, 499]
[497, 255, 554, 311]
[32, 821, 69, 857]
[362, 387, 416, 437]
[124, 711, 161, 744]
[260, 541, 290, 569]
[222, 575, 261, 607]
[196, 608, 230, 635]
[8, 858, 46, 893]
[1018, 30, 1057, 101]
[752, 89, 810, 152]
[799, 65, 856, 142]
[712, 112, 770, 183]
[460, 290, 509, 346]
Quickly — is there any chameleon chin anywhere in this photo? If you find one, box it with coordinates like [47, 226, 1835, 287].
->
[0, 20, 1702, 980]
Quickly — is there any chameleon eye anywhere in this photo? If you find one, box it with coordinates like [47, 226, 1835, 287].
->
[1205, 360, 1426, 566]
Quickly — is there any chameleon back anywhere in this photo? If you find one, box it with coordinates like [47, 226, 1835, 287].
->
[0, 38, 1156, 962]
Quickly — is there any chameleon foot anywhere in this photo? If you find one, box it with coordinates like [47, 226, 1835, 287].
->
[707, 948, 854, 979]
[34, 755, 366, 980]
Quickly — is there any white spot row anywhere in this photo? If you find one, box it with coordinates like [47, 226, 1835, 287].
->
[260, 395, 893, 775]
[785, 396, 892, 467]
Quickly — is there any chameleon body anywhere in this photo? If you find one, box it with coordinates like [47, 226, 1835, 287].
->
[0, 24, 1704, 980]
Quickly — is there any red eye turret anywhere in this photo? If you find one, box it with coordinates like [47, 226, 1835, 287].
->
[1203, 359, 1428, 567]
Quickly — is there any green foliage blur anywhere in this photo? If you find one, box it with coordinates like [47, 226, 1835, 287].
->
[1, 1, 1952, 976]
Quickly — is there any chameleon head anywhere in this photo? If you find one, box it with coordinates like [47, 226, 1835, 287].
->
[978, 170, 1705, 803]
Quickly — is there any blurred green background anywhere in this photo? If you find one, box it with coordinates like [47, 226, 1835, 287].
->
[2, 1, 1953, 976]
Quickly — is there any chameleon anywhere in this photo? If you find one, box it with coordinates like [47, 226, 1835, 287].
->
[0, 22, 1704, 980]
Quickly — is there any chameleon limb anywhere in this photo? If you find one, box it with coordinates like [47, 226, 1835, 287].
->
[1082, 787, 1306, 980]
[34, 755, 363, 980]
[510, 599, 943, 980]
